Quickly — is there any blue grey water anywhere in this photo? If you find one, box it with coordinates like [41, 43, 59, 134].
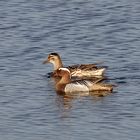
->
[0, 0, 140, 140]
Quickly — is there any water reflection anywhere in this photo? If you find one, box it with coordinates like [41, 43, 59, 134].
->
[55, 90, 112, 111]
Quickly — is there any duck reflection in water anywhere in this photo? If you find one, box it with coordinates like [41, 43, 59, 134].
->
[55, 90, 113, 117]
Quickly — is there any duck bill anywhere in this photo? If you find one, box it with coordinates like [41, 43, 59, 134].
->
[42, 59, 49, 64]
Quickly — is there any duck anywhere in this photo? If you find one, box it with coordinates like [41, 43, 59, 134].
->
[43, 53, 106, 77]
[53, 68, 113, 94]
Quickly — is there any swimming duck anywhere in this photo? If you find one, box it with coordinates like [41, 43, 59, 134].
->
[53, 68, 113, 94]
[43, 53, 106, 77]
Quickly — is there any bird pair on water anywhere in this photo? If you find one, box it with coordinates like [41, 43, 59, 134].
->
[43, 53, 115, 95]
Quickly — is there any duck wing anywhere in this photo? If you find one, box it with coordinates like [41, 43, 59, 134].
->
[67, 64, 98, 72]
[65, 77, 105, 93]
[70, 77, 105, 85]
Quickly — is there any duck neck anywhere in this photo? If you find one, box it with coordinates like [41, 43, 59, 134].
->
[53, 59, 63, 70]
[59, 74, 71, 84]
[55, 74, 71, 92]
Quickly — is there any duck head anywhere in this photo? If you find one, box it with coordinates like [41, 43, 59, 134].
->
[43, 53, 63, 70]
[43, 53, 59, 64]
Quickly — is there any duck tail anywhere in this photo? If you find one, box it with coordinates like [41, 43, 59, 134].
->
[91, 83, 113, 92]
[95, 68, 106, 76]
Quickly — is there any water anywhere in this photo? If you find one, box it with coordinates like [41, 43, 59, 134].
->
[0, 0, 140, 140]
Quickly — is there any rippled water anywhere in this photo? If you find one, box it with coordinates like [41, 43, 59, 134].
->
[0, 0, 140, 140]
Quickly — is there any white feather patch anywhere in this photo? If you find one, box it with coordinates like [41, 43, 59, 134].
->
[59, 68, 70, 73]
[65, 82, 89, 93]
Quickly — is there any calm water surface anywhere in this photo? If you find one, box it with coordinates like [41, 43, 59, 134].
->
[0, 0, 140, 140]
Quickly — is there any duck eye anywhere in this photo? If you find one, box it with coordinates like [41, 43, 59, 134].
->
[50, 57, 54, 60]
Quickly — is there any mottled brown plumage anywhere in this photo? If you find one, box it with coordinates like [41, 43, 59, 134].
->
[53, 68, 113, 94]
[43, 53, 106, 77]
